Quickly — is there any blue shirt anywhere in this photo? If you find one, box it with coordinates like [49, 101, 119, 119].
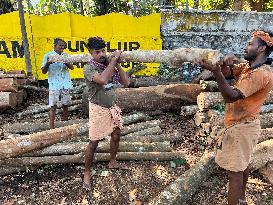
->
[42, 51, 73, 90]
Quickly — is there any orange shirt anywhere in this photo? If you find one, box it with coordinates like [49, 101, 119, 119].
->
[224, 63, 273, 127]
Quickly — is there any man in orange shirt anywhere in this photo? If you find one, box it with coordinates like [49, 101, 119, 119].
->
[198, 31, 273, 205]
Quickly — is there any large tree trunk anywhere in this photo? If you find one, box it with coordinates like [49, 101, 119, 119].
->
[129, 77, 181, 88]
[148, 152, 217, 205]
[0, 78, 18, 92]
[116, 84, 202, 112]
[250, 139, 273, 171]
[0, 123, 87, 160]
[0, 152, 185, 167]
[21, 141, 171, 157]
[48, 48, 221, 67]
[122, 126, 162, 138]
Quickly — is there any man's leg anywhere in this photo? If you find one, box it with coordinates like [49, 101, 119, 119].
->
[227, 170, 244, 205]
[62, 105, 69, 121]
[108, 128, 126, 168]
[239, 167, 250, 204]
[83, 140, 99, 188]
[49, 106, 57, 129]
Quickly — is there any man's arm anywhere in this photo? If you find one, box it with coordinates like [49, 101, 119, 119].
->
[116, 64, 129, 87]
[42, 56, 51, 74]
[197, 60, 244, 103]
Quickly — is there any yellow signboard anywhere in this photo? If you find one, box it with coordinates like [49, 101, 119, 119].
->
[0, 12, 162, 80]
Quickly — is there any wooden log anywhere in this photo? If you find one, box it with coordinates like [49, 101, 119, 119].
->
[260, 113, 273, 129]
[194, 111, 209, 126]
[200, 80, 218, 92]
[129, 76, 182, 88]
[17, 99, 82, 118]
[120, 133, 182, 143]
[123, 112, 152, 125]
[48, 48, 221, 67]
[0, 78, 18, 92]
[0, 152, 186, 167]
[260, 128, 273, 143]
[250, 139, 273, 171]
[0, 73, 26, 78]
[180, 105, 199, 117]
[148, 152, 217, 205]
[259, 162, 273, 184]
[0, 92, 17, 107]
[3, 119, 87, 134]
[116, 84, 202, 112]
[0, 165, 39, 176]
[15, 90, 25, 105]
[191, 70, 214, 84]
[121, 120, 161, 136]
[123, 126, 162, 138]
[0, 123, 87, 160]
[21, 141, 171, 157]
[19, 84, 48, 92]
[198, 91, 273, 111]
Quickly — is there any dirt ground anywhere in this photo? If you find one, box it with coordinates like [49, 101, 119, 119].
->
[0, 88, 272, 205]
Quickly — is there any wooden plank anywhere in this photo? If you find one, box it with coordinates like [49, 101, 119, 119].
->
[0, 92, 17, 107]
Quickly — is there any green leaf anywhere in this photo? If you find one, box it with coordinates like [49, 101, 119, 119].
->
[172, 157, 187, 165]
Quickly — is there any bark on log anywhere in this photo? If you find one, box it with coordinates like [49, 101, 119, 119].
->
[259, 162, 273, 184]
[116, 84, 202, 112]
[200, 80, 218, 92]
[0, 78, 18, 92]
[21, 141, 171, 157]
[148, 152, 217, 205]
[48, 48, 221, 67]
[129, 77, 182, 88]
[250, 139, 273, 171]
[123, 126, 162, 138]
[3, 119, 87, 134]
[0, 123, 87, 160]
[198, 91, 273, 111]
[180, 105, 199, 117]
[0, 92, 17, 108]
[260, 113, 273, 129]
[0, 152, 185, 167]
[121, 120, 161, 136]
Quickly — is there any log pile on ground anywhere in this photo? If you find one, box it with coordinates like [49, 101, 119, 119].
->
[0, 70, 27, 111]
[0, 112, 186, 176]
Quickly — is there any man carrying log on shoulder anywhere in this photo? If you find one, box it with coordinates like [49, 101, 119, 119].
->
[42, 38, 74, 129]
[197, 30, 273, 205]
[83, 37, 130, 190]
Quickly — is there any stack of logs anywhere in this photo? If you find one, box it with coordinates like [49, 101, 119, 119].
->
[0, 70, 27, 111]
[0, 112, 185, 176]
[181, 80, 273, 184]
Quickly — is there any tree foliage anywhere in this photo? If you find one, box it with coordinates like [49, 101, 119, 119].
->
[0, 0, 15, 14]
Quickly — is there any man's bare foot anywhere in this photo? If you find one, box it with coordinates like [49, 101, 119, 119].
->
[238, 199, 248, 205]
[108, 161, 128, 170]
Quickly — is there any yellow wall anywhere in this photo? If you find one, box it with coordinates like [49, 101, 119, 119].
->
[0, 12, 162, 80]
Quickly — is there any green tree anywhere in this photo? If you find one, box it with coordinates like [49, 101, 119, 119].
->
[0, 0, 15, 14]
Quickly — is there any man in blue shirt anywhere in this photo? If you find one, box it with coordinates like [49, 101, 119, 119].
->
[42, 38, 74, 129]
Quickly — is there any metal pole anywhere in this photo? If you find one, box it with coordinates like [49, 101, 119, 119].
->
[18, 0, 32, 77]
